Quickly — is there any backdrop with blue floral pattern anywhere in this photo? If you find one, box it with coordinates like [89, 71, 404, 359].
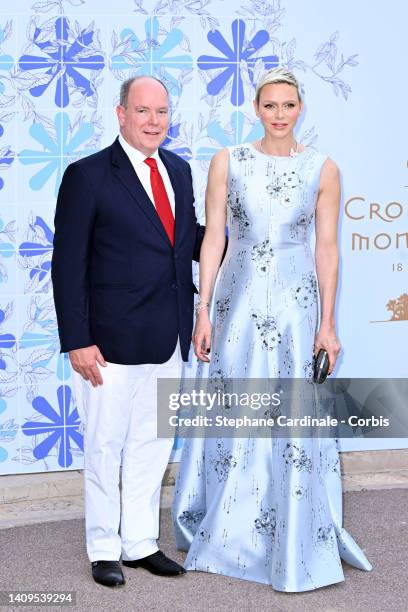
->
[0, 0, 406, 474]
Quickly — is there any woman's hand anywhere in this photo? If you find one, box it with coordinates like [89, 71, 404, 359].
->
[193, 308, 212, 362]
[314, 326, 341, 375]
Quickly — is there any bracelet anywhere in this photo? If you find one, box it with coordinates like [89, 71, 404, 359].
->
[194, 298, 210, 315]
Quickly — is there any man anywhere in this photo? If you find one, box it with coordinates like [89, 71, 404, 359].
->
[51, 76, 204, 587]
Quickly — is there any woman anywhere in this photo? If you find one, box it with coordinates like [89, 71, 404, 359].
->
[172, 68, 372, 591]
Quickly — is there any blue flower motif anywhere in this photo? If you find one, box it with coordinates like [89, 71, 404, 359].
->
[19, 297, 69, 381]
[197, 111, 263, 160]
[162, 122, 192, 161]
[111, 20, 149, 67]
[112, 17, 192, 96]
[19, 215, 53, 259]
[0, 217, 16, 285]
[0, 124, 14, 191]
[18, 17, 104, 108]
[0, 22, 14, 96]
[22, 385, 83, 468]
[19, 112, 96, 195]
[0, 417, 18, 463]
[0, 304, 17, 391]
[20, 300, 56, 347]
[198, 19, 278, 105]
[0, 417, 18, 440]
[0, 55, 13, 96]
[19, 216, 54, 293]
[0, 304, 16, 351]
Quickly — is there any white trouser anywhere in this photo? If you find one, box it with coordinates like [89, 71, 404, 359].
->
[72, 341, 182, 562]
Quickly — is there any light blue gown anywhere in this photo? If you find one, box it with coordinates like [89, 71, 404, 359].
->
[172, 143, 372, 592]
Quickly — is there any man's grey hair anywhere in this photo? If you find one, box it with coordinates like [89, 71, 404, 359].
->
[119, 76, 169, 108]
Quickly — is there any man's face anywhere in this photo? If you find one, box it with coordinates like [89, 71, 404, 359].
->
[116, 78, 169, 156]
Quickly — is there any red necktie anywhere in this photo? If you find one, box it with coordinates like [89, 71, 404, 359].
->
[144, 157, 175, 246]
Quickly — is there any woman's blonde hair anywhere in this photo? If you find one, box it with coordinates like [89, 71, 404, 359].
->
[255, 67, 301, 105]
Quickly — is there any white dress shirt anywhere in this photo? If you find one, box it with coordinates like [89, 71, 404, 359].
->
[118, 134, 175, 217]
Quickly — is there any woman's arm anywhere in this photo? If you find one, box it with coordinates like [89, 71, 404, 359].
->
[193, 148, 228, 361]
[314, 158, 341, 374]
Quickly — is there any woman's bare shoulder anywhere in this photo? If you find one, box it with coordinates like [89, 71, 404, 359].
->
[209, 148, 229, 178]
[322, 157, 339, 176]
[211, 147, 229, 165]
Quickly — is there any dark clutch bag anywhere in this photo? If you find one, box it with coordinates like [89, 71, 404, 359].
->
[313, 349, 330, 384]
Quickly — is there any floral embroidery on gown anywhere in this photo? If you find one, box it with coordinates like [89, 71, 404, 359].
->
[172, 144, 372, 592]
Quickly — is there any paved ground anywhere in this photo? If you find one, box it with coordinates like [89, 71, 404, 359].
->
[0, 489, 407, 612]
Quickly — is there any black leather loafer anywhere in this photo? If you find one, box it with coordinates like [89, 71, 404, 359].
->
[123, 550, 186, 576]
[91, 560, 125, 587]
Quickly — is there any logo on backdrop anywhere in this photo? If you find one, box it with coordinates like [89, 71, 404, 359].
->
[370, 292, 408, 323]
[345, 196, 407, 252]
[345, 159, 407, 323]
[345, 159, 407, 255]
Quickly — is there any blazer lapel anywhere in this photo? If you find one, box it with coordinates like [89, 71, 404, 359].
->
[111, 139, 171, 247]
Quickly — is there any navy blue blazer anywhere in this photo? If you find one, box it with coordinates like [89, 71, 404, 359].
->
[51, 137, 204, 364]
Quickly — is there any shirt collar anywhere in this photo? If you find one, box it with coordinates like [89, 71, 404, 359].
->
[118, 133, 160, 166]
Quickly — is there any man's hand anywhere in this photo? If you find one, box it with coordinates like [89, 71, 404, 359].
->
[69, 345, 107, 387]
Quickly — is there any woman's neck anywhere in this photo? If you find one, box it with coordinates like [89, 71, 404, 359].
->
[260, 135, 296, 156]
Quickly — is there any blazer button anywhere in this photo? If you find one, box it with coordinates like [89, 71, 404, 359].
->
[171, 283, 178, 290]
